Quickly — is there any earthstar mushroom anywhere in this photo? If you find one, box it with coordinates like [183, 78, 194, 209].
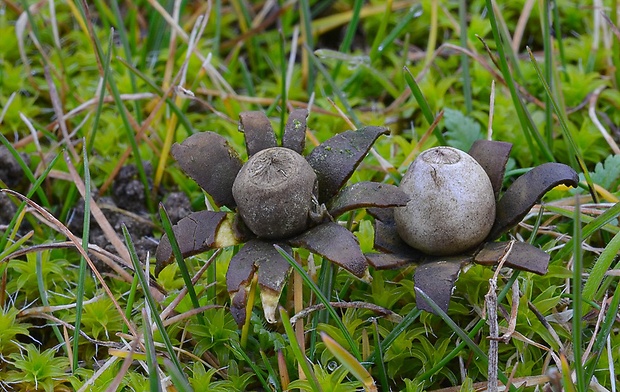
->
[156, 110, 410, 326]
[366, 140, 579, 314]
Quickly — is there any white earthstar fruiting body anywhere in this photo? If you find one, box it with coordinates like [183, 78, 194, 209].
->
[394, 146, 496, 256]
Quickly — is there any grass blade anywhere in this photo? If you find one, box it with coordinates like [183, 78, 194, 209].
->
[583, 274, 620, 385]
[306, 45, 361, 128]
[163, 358, 194, 392]
[552, 202, 620, 263]
[73, 142, 91, 371]
[571, 198, 585, 390]
[330, 0, 363, 80]
[369, 0, 392, 62]
[158, 203, 205, 326]
[581, 230, 620, 314]
[484, 0, 553, 163]
[35, 253, 65, 355]
[143, 308, 162, 392]
[279, 307, 322, 392]
[228, 340, 271, 391]
[527, 47, 598, 202]
[403, 66, 447, 144]
[418, 271, 521, 382]
[367, 305, 421, 364]
[371, 320, 389, 392]
[121, 224, 186, 378]
[0, 133, 52, 209]
[415, 287, 518, 392]
[275, 245, 362, 361]
[0, 152, 61, 252]
[321, 332, 377, 392]
[459, 0, 472, 113]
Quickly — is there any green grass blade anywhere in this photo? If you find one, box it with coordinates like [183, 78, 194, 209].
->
[0, 151, 60, 252]
[73, 142, 91, 371]
[552, 202, 620, 263]
[583, 276, 620, 385]
[159, 203, 205, 326]
[376, 4, 422, 58]
[260, 350, 282, 392]
[299, 0, 315, 93]
[105, 54, 153, 212]
[142, 308, 163, 392]
[163, 358, 194, 392]
[369, 0, 392, 62]
[484, 0, 553, 163]
[307, 45, 361, 128]
[330, 0, 363, 80]
[371, 320, 389, 392]
[35, 253, 65, 355]
[275, 245, 361, 361]
[87, 27, 113, 153]
[0, 134, 52, 209]
[228, 340, 271, 390]
[419, 271, 521, 381]
[582, 230, 620, 314]
[115, 56, 193, 134]
[0, 231, 33, 261]
[415, 287, 518, 392]
[403, 66, 447, 145]
[279, 307, 322, 392]
[367, 306, 421, 365]
[121, 224, 186, 377]
[309, 259, 334, 361]
[123, 274, 139, 335]
[109, 0, 142, 123]
[571, 198, 585, 390]
[459, 0, 472, 113]
[320, 332, 377, 391]
[527, 47, 598, 201]
[541, 0, 554, 148]
[140, 0, 171, 68]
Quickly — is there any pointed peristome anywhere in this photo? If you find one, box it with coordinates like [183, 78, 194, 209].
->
[474, 241, 550, 275]
[239, 111, 278, 156]
[414, 257, 471, 314]
[171, 132, 242, 208]
[306, 126, 390, 203]
[282, 109, 308, 154]
[327, 182, 410, 218]
[487, 162, 579, 241]
[468, 140, 513, 199]
[288, 222, 369, 280]
[155, 211, 228, 275]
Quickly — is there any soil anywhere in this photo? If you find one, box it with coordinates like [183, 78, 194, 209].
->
[0, 149, 193, 267]
[66, 163, 192, 264]
[0, 146, 31, 230]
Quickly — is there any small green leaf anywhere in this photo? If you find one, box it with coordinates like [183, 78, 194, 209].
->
[443, 108, 483, 151]
[579, 154, 620, 191]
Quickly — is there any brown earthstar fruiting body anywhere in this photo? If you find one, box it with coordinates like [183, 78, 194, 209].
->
[394, 146, 496, 255]
[232, 147, 317, 239]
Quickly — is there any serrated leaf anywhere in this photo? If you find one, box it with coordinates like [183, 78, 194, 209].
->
[443, 108, 483, 152]
[579, 154, 620, 191]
